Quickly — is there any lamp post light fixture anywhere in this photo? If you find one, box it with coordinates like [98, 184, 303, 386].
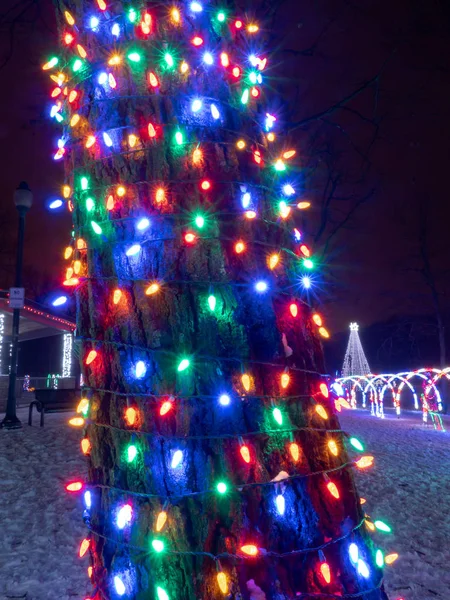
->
[1, 182, 33, 429]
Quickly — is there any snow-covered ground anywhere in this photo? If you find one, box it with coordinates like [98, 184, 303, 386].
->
[341, 408, 450, 600]
[0, 408, 88, 600]
[0, 406, 448, 600]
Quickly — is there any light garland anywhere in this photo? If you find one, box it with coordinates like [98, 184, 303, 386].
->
[0, 313, 4, 375]
[44, 2, 394, 598]
[62, 332, 73, 377]
[337, 366, 448, 419]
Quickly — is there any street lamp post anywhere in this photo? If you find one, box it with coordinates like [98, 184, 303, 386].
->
[1, 182, 33, 430]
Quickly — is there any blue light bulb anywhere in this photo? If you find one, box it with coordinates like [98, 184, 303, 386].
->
[52, 295, 67, 307]
[255, 281, 268, 293]
[219, 394, 231, 406]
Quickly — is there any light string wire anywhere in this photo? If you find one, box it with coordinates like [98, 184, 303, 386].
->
[68, 177, 295, 201]
[75, 335, 328, 376]
[84, 515, 367, 561]
[89, 420, 348, 440]
[82, 386, 323, 400]
[88, 461, 353, 500]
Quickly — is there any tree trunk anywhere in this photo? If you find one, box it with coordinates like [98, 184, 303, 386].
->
[51, 1, 389, 598]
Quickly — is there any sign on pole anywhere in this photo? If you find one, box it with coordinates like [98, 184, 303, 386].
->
[9, 288, 25, 309]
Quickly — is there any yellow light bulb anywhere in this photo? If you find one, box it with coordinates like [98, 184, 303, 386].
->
[69, 417, 85, 427]
[319, 327, 330, 339]
[217, 572, 228, 594]
[281, 372, 290, 389]
[128, 134, 137, 148]
[70, 114, 80, 127]
[64, 246, 73, 260]
[236, 139, 246, 150]
[85, 135, 96, 149]
[146, 283, 160, 296]
[385, 553, 399, 565]
[117, 186, 126, 197]
[62, 185, 71, 198]
[365, 519, 376, 532]
[267, 132, 275, 142]
[180, 61, 189, 74]
[64, 10, 75, 25]
[155, 188, 165, 203]
[268, 253, 280, 270]
[289, 442, 300, 462]
[113, 289, 122, 305]
[108, 54, 121, 66]
[192, 148, 203, 165]
[81, 438, 91, 454]
[328, 439, 338, 456]
[171, 7, 181, 23]
[315, 405, 328, 419]
[73, 260, 81, 274]
[241, 373, 251, 392]
[76, 398, 89, 414]
[156, 511, 167, 532]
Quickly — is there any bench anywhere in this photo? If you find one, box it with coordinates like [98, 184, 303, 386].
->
[28, 389, 80, 426]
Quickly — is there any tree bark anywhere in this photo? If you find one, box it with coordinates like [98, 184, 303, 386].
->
[52, 2, 389, 598]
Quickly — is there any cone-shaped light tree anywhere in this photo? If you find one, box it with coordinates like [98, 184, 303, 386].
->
[46, 1, 390, 598]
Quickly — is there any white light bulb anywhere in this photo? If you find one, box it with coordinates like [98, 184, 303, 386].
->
[275, 494, 285, 515]
[135, 361, 146, 378]
[211, 104, 220, 120]
[191, 99, 203, 113]
[203, 52, 213, 65]
[126, 244, 141, 257]
[114, 576, 126, 596]
[171, 450, 183, 469]
[116, 504, 132, 529]
[349, 543, 359, 564]
[137, 218, 150, 231]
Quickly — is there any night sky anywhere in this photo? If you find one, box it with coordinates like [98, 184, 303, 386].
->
[1, 0, 449, 340]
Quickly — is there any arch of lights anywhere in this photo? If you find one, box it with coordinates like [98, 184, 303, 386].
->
[336, 368, 449, 424]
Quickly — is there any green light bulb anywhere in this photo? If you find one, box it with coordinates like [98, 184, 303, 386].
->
[152, 539, 165, 553]
[128, 52, 141, 63]
[128, 7, 137, 22]
[177, 358, 190, 372]
[249, 71, 258, 84]
[208, 295, 216, 312]
[375, 549, 384, 568]
[86, 197, 95, 212]
[127, 444, 137, 463]
[273, 407, 283, 425]
[195, 215, 205, 228]
[164, 53, 174, 68]
[349, 437, 364, 452]
[216, 481, 227, 494]
[303, 258, 314, 270]
[374, 520, 392, 533]
[91, 221, 102, 235]
[217, 11, 226, 22]
[156, 587, 169, 600]
[73, 59, 83, 72]
[80, 176, 89, 190]
[175, 131, 184, 145]
[241, 89, 249, 105]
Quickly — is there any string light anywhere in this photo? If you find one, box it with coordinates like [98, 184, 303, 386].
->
[156, 511, 167, 532]
[44, 5, 393, 597]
